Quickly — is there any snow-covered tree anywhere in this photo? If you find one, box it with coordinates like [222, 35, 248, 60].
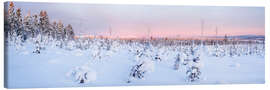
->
[23, 12, 33, 40]
[64, 24, 75, 40]
[33, 34, 42, 54]
[51, 21, 57, 39]
[14, 35, 24, 51]
[56, 21, 64, 40]
[55, 21, 64, 48]
[14, 8, 24, 41]
[39, 10, 50, 36]
[7, 2, 16, 41]
[127, 59, 154, 83]
[186, 56, 201, 82]
[174, 53, 181, 70]
[30, 14, 40, 38]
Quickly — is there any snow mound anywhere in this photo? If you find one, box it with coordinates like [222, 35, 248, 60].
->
[229, 63, 241, 68]
[48, 59, 59, 64]
[19, 51, 30, 55]
[74, 50, 83, 56]
[66, 66, 97, 84]
[139, 59, 155, 72]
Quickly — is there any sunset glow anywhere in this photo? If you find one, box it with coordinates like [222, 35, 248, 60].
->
[10, 2, 265, 39]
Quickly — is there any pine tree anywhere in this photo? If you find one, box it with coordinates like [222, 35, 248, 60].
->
[56, 21, 64, 48]
[32, 14, 39, 38]
[127, 46, 154, 83]
[64, 24, 75, 40]
[127, 60, 154, 83]
[51, 21, 57, 39]
[14, 8, 25, 44]
[39, 10, 50, 36]
[186, 56, 201, 82]
[174, 53, 181, 70]
[23, 12, 33, 40]
[6, 1, 79, 52]
[7, 2, 16, 40]
[56, 20, 64, 40]
[33, 39, 41, 54]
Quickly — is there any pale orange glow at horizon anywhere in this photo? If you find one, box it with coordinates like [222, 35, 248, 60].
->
[83, 24, 265, 38]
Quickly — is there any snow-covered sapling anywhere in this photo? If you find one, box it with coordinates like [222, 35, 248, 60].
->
[33, 35, 42, 54]
[174, 53, 181, 70]
[186, 57, 201, 82]
[153, 54, 162, 62]
[33, 40, 41, 54]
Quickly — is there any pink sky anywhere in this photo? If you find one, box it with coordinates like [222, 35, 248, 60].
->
[13, 2, 265, 38]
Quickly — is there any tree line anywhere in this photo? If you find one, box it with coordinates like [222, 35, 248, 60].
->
[5, 2, 75, 43]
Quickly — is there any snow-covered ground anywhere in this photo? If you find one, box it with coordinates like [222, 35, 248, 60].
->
[4, 2, 265, 88]
[5, 42, 265, 88]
